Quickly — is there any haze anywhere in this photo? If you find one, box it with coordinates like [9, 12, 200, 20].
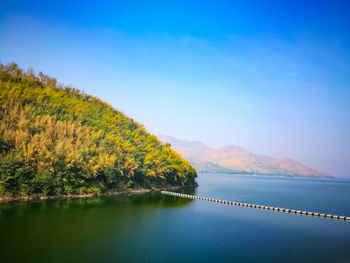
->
[1, 1, 349, 177]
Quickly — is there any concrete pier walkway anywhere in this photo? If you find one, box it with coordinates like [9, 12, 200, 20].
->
[161, 191, 350, 221]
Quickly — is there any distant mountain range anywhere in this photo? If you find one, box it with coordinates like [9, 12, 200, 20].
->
[158, 135, 329, 178]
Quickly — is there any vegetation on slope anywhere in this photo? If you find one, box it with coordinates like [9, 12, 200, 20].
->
[0, 63, 197, 198]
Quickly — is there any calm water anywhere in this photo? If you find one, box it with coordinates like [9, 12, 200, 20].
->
[1, 173, 350, 263]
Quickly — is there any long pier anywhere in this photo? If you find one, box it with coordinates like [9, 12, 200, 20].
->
[161, 191, 350, 221]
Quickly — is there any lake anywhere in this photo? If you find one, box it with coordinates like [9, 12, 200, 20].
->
[1, 173, 350, 262]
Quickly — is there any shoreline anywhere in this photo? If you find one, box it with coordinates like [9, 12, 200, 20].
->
[0, 185, 189, 203]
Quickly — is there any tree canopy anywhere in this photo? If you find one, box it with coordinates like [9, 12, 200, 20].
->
[0, 62, 197, 197]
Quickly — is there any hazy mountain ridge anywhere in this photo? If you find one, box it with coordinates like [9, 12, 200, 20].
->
[158, 135, 329, 178]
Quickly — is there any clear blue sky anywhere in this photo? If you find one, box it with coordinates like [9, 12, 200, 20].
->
[1, 1, 349, 177]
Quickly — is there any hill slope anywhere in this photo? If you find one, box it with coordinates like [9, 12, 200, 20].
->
[0, 63, 197, 198]
[158, 135, 327, 177]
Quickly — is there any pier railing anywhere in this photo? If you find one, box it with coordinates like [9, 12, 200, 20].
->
[161, 191, 350, 221]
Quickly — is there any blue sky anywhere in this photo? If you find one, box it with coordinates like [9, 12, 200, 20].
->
[1, 1, 350, 177]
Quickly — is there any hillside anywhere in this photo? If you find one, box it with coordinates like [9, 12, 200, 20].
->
[158, 135, 328, 177]
[0, 63, 197, 198]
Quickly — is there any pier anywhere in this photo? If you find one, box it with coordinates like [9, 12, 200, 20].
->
[161, 191, 350, 221]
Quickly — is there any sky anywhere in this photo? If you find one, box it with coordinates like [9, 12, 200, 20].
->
[1, 0, 349, 177]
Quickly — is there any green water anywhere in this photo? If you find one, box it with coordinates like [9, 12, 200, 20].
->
[1, 173, 350, 262]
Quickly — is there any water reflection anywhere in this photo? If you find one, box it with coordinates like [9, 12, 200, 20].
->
[0, 187, 196, 220]
[128, 187, 196, 207]
[1, 176, 350, 263]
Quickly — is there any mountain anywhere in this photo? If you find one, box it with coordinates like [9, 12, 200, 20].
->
[158, 135, 328, 178]
[0, 63, 197, 198]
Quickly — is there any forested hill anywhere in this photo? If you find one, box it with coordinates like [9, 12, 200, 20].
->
[0, 63, 197, 198]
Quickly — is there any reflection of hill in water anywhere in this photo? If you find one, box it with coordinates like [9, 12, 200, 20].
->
[129, 188, 196, 208]
[0, 189, 196, 263]
[0, 189, 196, 219]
